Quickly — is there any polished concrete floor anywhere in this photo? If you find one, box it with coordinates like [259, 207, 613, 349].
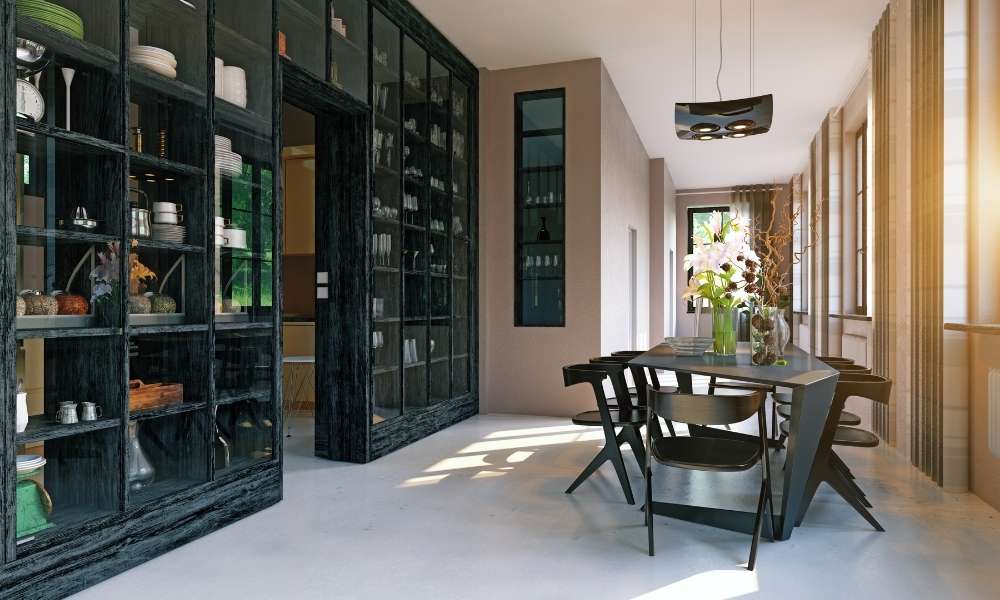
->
[73, 413, 1000, 600]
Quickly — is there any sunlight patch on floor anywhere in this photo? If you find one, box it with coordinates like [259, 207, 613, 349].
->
[398, 474, 449, 488]
[629, 569, 759, 600]
[424, 454, 491, 473]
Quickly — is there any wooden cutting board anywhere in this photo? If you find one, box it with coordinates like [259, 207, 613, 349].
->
[128, 380, 183, 412]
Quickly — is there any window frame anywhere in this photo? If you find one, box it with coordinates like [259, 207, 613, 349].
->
[854, 124, 869, 315]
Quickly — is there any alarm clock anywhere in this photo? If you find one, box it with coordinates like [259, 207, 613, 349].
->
[17, 76, 45, 122]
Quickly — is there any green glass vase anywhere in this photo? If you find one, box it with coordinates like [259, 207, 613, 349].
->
[711, 305, 738, 356]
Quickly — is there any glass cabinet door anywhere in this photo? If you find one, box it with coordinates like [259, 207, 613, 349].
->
[402, 36, 428, 411]
[451, 78, 471, 397]
[371, 9, 401, 423]
[212, 0, 277, 475]
[329, 0, 368, 101]
[427, 57, 449, 405]
[279, 0, 325, 78]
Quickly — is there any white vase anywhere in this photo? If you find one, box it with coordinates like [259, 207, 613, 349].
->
[16, 392, 28, 433]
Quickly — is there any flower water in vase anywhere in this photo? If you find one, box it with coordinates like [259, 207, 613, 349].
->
[750, 305, 782, 365]
[711, 304, 739, 356]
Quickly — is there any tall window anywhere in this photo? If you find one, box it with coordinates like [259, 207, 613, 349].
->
[855, 125, 868, 315]
[686, 206, 730, 313]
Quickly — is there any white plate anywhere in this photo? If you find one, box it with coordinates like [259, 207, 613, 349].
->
[214, 135, 231, 150]
[133, 45, 176, 61]
[131, 51, 178, 68]
[134, 60, 177, 80]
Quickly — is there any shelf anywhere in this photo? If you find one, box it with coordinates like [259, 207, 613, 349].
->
[16, 416, 120, 445]
[281, 0, 325, 24]
[520, 275, 563, 281]
[216, 99, 271, 134]
[129, 323, 210, 336]
[430, 316, 450, 321]
[430, 356, 449, 364]
[16, 225, 119, 247]
[375, 164, 399, 178]
[403, 361, 426, 369]
[373, 317, 401, 324]
[130, 152, 207, 176]
[130, 401, 207, 421]
[373, 365, 399, 376]
[375, 112, 399, 128]
[215, 321, 274, 331]
[372, 59, 398, 83]
[129, 478, 203, 507]
[16, 118, 127, 155]
[16, 505, 117, 552]
[214, 21, 270, 58]
[454, 353, 470, 360]
[373, 266, 399, 274]
[519, 240, 564, 246]
[404, 270, 427, 276]
[15, 16, 119, 70]
[130, 64, 207, 105]
[134, 238, 205, 253]
[373, 215, 401, 226]
[405, 175, 424, 186]
[404, 129, 426, 143]
[216, 389, 270, 406]
[430, 272, 449, 279]
[522, 203, 564, 210]
[215, 455, 272, 477]
[16, 326, 122, 341]
[331, 30, 367, 56]
[403, 223, 425, 231]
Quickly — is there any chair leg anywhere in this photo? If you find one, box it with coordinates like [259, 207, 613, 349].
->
[608, 441, 636, 505]
[829, 453, 871, 507]
[645, 406, 655, 556]
[827, 468, 884, 532]
[621, 425, 646, 471]
[565, 447, 609, 495]
[665, 420, 676, 437]
[748, 478, 767, 571]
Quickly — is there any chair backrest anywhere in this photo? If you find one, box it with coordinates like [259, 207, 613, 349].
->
[818, 355, 854, 365]
[610, 350, 662, 390]
[590, 355, 644, 409]
[649, 388, 762, 426]
[834, 364, 871, 373]
[833, 374, 892, 406]
[563, 363, 622, 424]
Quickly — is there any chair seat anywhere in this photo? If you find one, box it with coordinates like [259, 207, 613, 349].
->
[776, 403, 861, 426]
[651, 436, 762, 472]
[572, 408, 646, 427]
[832, 426, 880, 448]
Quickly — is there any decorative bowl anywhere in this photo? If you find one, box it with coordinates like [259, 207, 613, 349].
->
[664, 337, 714, 357]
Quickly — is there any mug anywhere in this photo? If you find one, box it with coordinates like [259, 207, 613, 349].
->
[57, 402, 79, 425]
[80, 402, 102, 422]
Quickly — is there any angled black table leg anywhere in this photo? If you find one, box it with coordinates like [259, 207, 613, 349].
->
[778, 376, 838, 540]
[675, 372, 693, 394]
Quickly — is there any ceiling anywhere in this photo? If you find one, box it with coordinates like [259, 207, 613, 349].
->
[409, 0, 888, 189]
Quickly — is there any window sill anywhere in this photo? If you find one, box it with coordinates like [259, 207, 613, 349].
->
[830, 313, 873, 322]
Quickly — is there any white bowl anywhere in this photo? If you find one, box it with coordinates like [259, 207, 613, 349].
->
[663, 337, 714, 357]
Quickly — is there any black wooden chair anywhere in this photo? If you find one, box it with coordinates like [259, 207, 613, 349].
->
[644, 387, 774, 571]
[563, 363, 645, 504]
[778, 373, 892, 531]
[594, 354, 676, 438]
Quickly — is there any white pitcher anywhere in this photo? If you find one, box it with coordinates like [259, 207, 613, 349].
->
[16, 391, 28, 433]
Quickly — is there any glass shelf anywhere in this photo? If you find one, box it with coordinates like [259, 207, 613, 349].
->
[330, 0, 369, 100]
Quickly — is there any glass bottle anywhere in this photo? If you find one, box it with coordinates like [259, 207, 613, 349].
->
[536, 217, 550, 241]
[127, 421, 155, 491]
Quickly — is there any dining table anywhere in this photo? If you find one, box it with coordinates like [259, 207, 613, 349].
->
[629, 342, 840, 541]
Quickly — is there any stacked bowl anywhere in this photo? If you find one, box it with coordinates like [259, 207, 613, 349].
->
[131, 45, 177, 79]
[222, 65, 247, 108]
[16, 0, 83, 39]
[215, 135, 243, 177]
[17, 454, 46, 476]
[152, 201, 185, 243]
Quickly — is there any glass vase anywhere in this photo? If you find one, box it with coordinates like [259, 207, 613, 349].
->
[711, 305, 738, 356]
[127, 421, 156, 492]
[774, 309, 791, 357]
[750, 306, 783, 365]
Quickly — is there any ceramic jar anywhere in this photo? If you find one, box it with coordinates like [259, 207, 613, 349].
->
[149, 294, 177, 314]
[16, 296, 26, 317]
[128, 294, 152, 314]
[54, 291, 90, 315]
[21, 291, 57, 315]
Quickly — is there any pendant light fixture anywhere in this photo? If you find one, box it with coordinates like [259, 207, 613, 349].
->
[676, 0, 772, 141]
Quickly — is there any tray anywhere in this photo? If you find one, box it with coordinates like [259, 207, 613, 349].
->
[128, 380, 183, 412]
[16, 315, 96, 329]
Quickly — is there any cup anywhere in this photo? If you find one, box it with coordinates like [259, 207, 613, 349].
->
[57, 402, 79, 425]
[214, 57, 225, 98]
[80, 402, 102, 422]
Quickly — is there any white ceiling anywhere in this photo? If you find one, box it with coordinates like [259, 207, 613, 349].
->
[408, 0, 888, 189]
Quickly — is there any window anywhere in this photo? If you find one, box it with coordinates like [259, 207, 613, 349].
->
[686, 206, 730, 313]
[854, 125, 868, 315]
[515, 89, 566, 326]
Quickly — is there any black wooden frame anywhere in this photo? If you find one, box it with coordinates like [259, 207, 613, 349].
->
[514, 88, 565, 328]
[685, 205, 729, 314]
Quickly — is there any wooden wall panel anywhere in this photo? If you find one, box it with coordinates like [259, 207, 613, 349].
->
[872, 6, 892, 441]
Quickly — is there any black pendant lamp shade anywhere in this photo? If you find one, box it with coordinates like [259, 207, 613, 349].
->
[675, 94, 773, 141]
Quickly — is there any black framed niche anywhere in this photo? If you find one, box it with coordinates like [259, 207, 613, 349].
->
[1, 0, 282, 596]
[515, 89, 565, 327]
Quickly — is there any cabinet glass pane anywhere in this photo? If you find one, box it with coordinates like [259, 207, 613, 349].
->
[371, 9, 402, 424]
[129, 0, 209, 169]
[279, 0, 325, 78]
[451, 78, 471, 397]
[330, 0, 368, 100]
[216, 0, 274, 129]
[13, 336, 123, 557]
[214, 399, 275, 475]
[15, 0, 123, 144]
[516, 90, 565, 327]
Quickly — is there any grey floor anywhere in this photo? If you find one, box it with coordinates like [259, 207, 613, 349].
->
[72, 411, 1000, 600]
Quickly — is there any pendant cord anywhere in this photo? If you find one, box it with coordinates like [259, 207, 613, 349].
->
[692, 0, 697, 101]
[716, 0, 723, 102]
[750, 0, 755, 96]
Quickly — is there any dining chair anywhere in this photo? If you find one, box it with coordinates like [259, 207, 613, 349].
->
[818, 356, 855, 365]
[601, 353, 676, 437]
[644, 387, 774, 571]
[778, 374, 892, 531]
[707, 377, 777, 435]
[563, 363, 646, 504]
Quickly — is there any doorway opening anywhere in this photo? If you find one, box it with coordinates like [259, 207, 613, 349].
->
[280, 101, 317, 459]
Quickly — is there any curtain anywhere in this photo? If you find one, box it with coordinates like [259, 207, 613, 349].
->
[872, 5, 892, 444]
[730, 185, 772, 236]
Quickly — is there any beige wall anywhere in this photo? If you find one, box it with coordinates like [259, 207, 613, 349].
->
[649, 159, 677, 344]
[479, 59, 604, 417]
[600, 64, 651, 354]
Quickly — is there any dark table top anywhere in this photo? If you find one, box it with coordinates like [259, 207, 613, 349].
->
[629, 342, 838, 388]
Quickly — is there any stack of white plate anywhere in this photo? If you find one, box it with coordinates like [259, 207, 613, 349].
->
[663, 337, 715, 357]
[152, 223, 186, 243]
[222, 65, 248, 108]
[17, 454, 46, 475]
[215, 135, 243, 177]
[131, 45, 177, 79]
